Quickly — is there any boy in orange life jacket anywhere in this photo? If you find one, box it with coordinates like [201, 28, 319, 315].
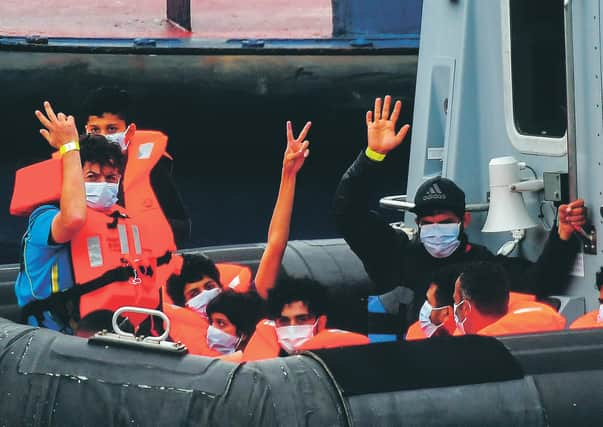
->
[242, 277, 370, 361]
[167, 253, 222, 312]
[163, 120, 312, 356]
[205, 290, 264, 355]
[569, 280, 603, 330]
[15, 102, 126, 334]
[453, 262, 566, 336]
[406, 265, 459, 340]
[165, 119, 314, 312]
[81, 87, 191, 245]
[163, 254, 223, 356]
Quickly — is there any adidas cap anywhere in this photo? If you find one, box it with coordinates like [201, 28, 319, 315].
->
[411, 176, 466, 218]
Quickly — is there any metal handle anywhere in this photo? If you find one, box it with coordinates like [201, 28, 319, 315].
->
[112, 306, 170, 342]
[379, 194, 490, 212]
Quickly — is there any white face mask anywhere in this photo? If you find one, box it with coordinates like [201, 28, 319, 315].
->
[597, 303, 603, 323]
[419, 223, 461, 258]
[206, 324, 240, 354]
[104, 125, 131, 152]
[186, 287, 221, 316]
[418, 300, 448, 337]
[85, 182, 119, 210]
[276, 321, 317, 354]
[453, 299, 469, 334]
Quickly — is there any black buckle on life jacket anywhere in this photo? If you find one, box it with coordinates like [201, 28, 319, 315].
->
[20, 265, 135, 324]
[106, 210, 128, 229]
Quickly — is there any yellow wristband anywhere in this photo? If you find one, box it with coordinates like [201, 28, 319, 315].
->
[59, 141, 80, 155]
[365, 146, 386, 162]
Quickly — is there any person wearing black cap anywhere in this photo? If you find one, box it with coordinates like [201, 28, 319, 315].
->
[334, 95, 585, 328]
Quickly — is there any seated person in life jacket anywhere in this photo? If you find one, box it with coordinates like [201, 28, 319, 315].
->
[205, 290, 264, 358]
[334, 95, 586, 329]
[163, 121, 312, 356]
[164, 253, 226, 356]
[452, 262, 566, 336]
[14, 102, 162, 335]
[81, 87, 191, 246]
[167, 253, 222, 313]
[569, 280, 603, 330]
[406, 265, 459, 340]
[242, 277, 370, 361]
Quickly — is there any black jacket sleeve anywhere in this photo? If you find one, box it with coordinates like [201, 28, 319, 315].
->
[334, 151, 410, 293]
[499, 228, 580, 297]
[150, 156, 192, 246]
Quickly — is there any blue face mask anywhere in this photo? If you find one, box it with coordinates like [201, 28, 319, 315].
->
[419, 223, 461, 258]
[186, 287, 221, 317]
[206, 325, 240, 354]
[104, 124, 132, 152]
[85, 182, 119, 211]
[453, 299, 470, 334]
[418, 300, 447, 337]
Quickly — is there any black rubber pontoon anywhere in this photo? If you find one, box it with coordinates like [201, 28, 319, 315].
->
[2, 316, 603, 426]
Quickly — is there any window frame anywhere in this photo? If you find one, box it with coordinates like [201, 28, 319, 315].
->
[501, 0, 567, 157]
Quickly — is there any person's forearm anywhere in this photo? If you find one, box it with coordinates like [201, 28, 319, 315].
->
[267, 170, 296, 249]
[254, 171, 297, 299]
[54, 148, 87, 242]
[334, 150, 383, 219]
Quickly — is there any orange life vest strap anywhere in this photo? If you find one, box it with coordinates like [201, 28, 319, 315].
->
[21, 251, 172, 324]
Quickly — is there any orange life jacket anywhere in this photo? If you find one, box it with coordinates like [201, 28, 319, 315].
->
[12, 131, 176, 250]
[216, 263, 253, 293]
[160, 260, 252, 306]
[298, 329, 370, 350]
[123, 130, 175, 254]
[477, 300, 566, 336]
[10, 157, 62, 216]
[122, 131, 179, 291]
[70, 205, 162, 327]
[162, 303, 220, 356]
[242, 320, 370, 361]
[569, 310, 603, 330]
[406, 292, 537, 340]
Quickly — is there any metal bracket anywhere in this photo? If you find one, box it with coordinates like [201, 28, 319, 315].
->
[241, 39, 265, 48]
[133, 38, 157, 48]
[88, 306, 188, 354]
[580, 225, 597, 255]
[350, 38, 373, 48]
[26, 35, 48, 45]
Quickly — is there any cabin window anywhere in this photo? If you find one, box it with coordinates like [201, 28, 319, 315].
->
[509, 0, 566, 138]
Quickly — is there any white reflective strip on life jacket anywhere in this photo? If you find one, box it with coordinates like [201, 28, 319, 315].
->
[228, 275, 241, 289]
[131, 224, 142, 255]
[117, 224, 130, 254]
[137, 142, 154, 159]
[87, 236, 103, 267]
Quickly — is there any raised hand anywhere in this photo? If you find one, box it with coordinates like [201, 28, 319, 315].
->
[34, 101, 79, 149]
[366, 95, 410, 155]
[557, 199, 587, 241]
[283, 120, 311, 176]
